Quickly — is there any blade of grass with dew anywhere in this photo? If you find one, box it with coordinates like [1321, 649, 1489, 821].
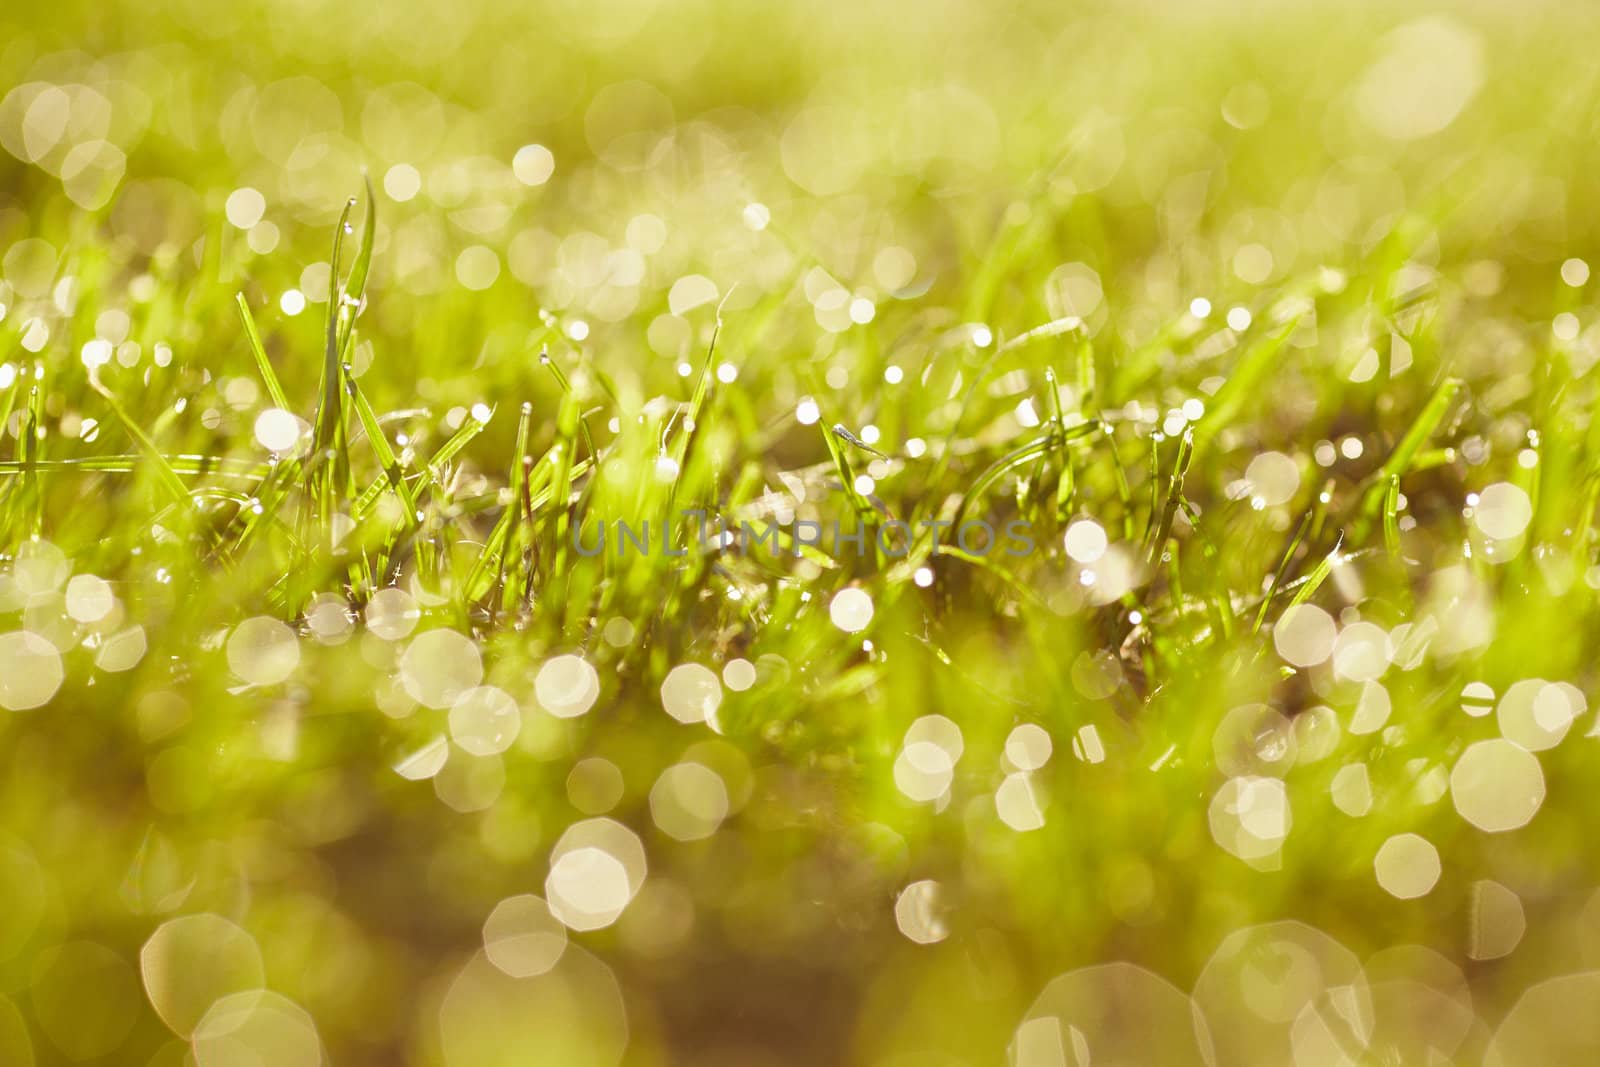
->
[1144, 428, 1194, 566]
[336, 175, 377, 358]
[464, 401, 533, 608]
[348, 400, 490, 523]
[296, 203, 357, 563]
[818, 419, 881, 573]
[540, 348, 596, 464]
[918, 317, 1085, 518]
[663, 295, 729, 519]
[419, 409, 492, 501]
[996, 315, 1085, 356]
[950, 420, 1101, 533]
[545, 386, 582, 593]
[0, 455, 267, 479]
[311, 196, 356, 469]
[224, 458, 303, 565]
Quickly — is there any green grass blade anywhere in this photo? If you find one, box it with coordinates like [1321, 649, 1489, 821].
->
[1383, 475, 1402, 559]
[1361, 376, 1462, 518]
[86, 372, 192, 510]
[235, 292, 290, 411]
[314, 196, 357, 460]
[343, 362, 419, 526]
[1191, 316, 1302, 459]
[1287, 533, 1344, 610]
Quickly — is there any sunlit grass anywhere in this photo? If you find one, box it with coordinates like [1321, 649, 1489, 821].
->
[4, 1, 1600, 1063]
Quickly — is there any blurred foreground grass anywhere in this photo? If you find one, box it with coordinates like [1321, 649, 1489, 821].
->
[6, 0, 1600, 1063]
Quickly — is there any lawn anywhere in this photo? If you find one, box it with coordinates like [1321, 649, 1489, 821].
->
[3, 0, 1600, 1063]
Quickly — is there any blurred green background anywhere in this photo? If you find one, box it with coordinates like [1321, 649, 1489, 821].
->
[6, 0, 1600, 1064]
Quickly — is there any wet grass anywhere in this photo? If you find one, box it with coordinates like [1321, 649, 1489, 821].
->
[4, 1, 1600, 1064]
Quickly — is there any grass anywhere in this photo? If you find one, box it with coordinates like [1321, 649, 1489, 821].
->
[4, 1, 1600, 1064]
